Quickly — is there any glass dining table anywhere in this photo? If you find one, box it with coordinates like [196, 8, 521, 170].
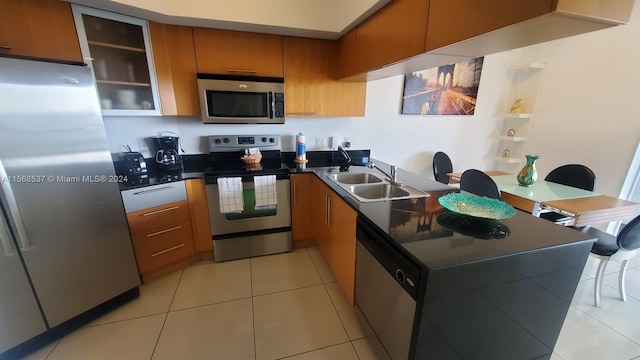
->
[490, 174, 639, 227]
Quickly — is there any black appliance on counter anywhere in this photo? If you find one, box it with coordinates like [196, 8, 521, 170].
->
[204, 134, 291, 262]
[114, 151, 149, 185]
[153, 135, 183, 181]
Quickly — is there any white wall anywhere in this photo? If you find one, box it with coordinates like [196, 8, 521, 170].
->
[104, 1, 640, 197]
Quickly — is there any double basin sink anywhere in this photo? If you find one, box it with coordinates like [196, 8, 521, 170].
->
[327, 171, 429, 202]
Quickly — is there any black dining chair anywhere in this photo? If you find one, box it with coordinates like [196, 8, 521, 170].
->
[581, 214, 640, 307]
[432, 151, 453, 184]
[540, 164, 597, 224]
[459, 169, 501, 200]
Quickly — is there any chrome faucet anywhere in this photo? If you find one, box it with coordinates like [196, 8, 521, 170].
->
[368, 161, 401, 185]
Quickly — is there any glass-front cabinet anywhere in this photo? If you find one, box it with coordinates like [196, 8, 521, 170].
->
[72, 6, 161, 115]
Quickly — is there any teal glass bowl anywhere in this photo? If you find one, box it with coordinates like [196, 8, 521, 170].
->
[438, 193, 516, 220]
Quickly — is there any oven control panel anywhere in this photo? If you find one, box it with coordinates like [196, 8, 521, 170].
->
[208, 134, 280, 152]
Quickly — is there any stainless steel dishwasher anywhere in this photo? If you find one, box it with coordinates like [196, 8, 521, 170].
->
[356, 216, 421, 360]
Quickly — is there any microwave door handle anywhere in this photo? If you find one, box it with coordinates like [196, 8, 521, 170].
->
[269, 92, 274, 119]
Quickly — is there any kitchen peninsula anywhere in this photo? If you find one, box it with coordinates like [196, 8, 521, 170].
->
[295, 159, 596, 360]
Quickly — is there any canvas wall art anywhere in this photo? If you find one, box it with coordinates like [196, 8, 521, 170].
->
[401, 57, 484, 115]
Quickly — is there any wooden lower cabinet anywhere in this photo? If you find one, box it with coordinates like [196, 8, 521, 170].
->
[126, 199, 197, 279]
[291, 174, 311, 244]
[310, 176, 332, 263]
[329, 192, 357, 305]
[310, 175, 357, 304]
[131, 219, 195, 275]
[186, 178, 213, 254]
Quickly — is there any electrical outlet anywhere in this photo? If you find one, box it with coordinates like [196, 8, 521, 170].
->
[316, 137, 328, 149]
[344, 137, 352, 149]
[139, 142, 149, 155]
[330, 136, 343, 150]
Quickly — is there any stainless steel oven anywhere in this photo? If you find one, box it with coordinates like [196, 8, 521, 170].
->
[204, 134, 291, 262]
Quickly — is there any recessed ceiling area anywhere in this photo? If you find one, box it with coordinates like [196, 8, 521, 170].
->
[68, 0, 391, 39]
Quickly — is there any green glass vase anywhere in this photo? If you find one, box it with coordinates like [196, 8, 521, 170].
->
[517, 155, 539, 186]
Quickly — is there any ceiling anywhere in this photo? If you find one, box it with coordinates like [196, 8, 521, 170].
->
[68, 0, 391, 39]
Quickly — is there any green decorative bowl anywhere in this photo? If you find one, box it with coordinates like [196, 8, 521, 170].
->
[438, 193, 516, 220]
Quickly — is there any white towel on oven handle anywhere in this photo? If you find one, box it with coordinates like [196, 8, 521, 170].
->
[254, 175, 277, 209]
[217, 177, 244, 213]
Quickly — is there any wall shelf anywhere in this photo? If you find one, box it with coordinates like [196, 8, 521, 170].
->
[493, 156, 522, 164]
[493, 62, 546, 171]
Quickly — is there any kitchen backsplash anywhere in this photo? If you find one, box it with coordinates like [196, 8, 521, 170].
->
[103, 115, 362, 157]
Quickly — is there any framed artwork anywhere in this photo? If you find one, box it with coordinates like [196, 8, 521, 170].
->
[401, 56, 484, 115]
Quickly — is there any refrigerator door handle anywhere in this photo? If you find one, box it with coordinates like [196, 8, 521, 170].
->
[0, 211, 17, 256]
[0, 158, 31, 251]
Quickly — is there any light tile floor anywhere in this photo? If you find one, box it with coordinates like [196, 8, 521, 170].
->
[19, 247, 640, 360]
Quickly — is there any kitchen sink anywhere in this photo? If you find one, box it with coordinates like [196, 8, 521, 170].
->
[350, 183, 409, 199]
[328, 172, 384, 184]
[347, 183, 428, 202]
[325, 170, 429, 202]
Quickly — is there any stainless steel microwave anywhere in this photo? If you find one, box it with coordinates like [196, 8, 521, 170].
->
[197, 74, 285, 124]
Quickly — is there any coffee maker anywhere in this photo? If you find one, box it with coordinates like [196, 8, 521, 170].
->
[153, 135, 183, 180]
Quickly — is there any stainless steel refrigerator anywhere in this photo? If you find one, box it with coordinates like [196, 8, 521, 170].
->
[0, 57, 140, 355]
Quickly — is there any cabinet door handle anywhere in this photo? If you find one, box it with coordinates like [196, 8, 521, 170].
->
[0, 213, 17, 256]
[146, 225, 182, 237]
[133, 185, 174, 195]
[287, 112, 317, 116]
[293, 180, 297, 206]
[142, 206, 179, 217]
[151, 243, 184, 257]
[326, 196, 331, 227]
[0, 45, 11, 50]
[226, 69, 257, 74]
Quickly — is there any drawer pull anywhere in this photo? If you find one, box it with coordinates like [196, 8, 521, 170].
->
[0, 45, 11, 50]
[133, 185, 174, 196]
[151, 243, 184, 257]
[146, 225, 182, 237]
[142, 206, 180, 217]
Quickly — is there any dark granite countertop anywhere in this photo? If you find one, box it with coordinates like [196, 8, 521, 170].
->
[114, 149, 595, 270]
[297, 158, 596, 271]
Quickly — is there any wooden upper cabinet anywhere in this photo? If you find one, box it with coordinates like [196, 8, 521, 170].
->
[149, 22, 200, 116]
[283, 36, 366, 117]
[356, 0, 430, 72]
[283, 37, 326, 116]
[0, 0, 81, 61]
[425, 0, 554, 51]
[193, 28, 283, 77]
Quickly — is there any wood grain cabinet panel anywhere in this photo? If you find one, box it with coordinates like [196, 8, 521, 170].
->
[355, 0, 429, 72]
[186, 178, 213, 253]
[193, 27, 283, 77]
[310, 176, 331, 264]
[425, 0, 554, 51]
[329, 192, 357, 305]
[0, 0, 81, 61]
[283, 37, 325, 116]
[126, 200, 191, 234]
[131, 219, 195, 275]
[291, 174, 312, 242]
[149, 22, 200, 116]
[283, 37, 365, 117]
[309, 175, 357, 304]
